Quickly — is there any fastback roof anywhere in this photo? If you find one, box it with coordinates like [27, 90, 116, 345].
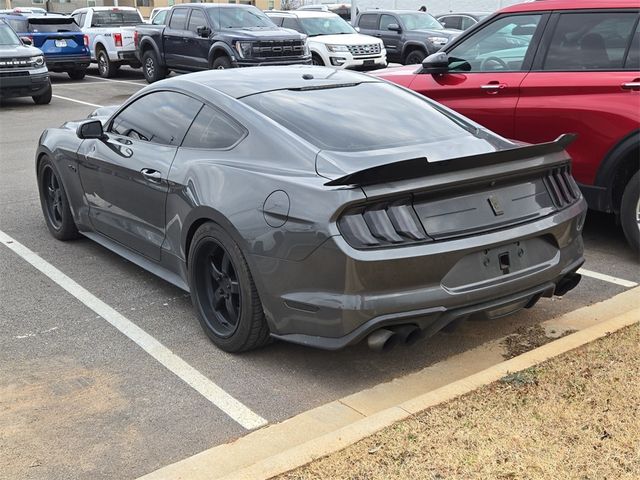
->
[162, 65, 379, 99]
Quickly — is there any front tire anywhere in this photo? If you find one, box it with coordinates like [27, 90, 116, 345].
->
[311, 53, 325, 66]
[97, 49, 116, 78]
[32, 82, 52, 105]
[37, 156, 79, 240]
[188, 222, 269, 352]
[211, 56, 231, 70]
[620, 171, 640, 252]
[142, 49, 167, 83]
[67, 69, 86, 80]
[404, 49, 427, 65]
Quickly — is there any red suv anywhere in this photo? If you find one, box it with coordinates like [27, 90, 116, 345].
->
[375, 0, 640, 251]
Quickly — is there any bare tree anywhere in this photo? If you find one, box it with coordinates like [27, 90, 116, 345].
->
[281, 0, 303, 11]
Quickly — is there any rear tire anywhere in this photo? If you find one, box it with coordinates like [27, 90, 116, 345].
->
[188, 222, 270, 352]
[142, 49, 167, 83]
[211, 56, 231, 70]
[37, 156, 79, 240]
[404, 49, 427, 65]
[32, 82, 52, 105]
[67, 69, 86, 80]
[620, 171, 640, 252]
[97, 49, 116, 78]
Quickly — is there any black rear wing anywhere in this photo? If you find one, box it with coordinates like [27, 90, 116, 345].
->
[324, 134, 576, 187]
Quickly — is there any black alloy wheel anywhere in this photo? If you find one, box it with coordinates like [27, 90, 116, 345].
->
[37, 157, 78, 240]
[43, 165, 64, 229]
[188, 222, 270, 352]
[197, 240, 242, 338]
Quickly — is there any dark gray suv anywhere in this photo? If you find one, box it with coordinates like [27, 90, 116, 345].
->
[355, 10, 461, 64]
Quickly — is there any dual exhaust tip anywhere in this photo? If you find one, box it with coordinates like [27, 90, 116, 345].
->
[367, 324, 423, 352]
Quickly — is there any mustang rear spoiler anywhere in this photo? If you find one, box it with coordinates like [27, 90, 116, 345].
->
[324, 133, 576, 187]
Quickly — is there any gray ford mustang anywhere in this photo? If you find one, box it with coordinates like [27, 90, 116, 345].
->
[36, 66, 586, 352]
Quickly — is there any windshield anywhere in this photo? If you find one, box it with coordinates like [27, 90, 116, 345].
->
[398, 13, 443, 31]
[210, 7, 275, 29]
[0, 23, 20, 45]
[28, 18, 81, 33]
[242, 82, 474, 152]
[91, 10, 142, 26]
[299, 16, 355, 36]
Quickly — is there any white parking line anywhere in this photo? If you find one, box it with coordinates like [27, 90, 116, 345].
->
[578, 268, 638, 288]
[0, 229, 268, 430]
[52, 94, 102, 108]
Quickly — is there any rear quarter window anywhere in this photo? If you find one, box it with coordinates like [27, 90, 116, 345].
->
[181, 106, 246, 150]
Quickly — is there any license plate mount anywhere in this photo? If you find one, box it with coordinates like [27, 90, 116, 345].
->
[55, 39, 67, 48]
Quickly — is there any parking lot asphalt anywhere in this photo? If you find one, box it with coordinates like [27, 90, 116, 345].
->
[1, 68, 638, 480]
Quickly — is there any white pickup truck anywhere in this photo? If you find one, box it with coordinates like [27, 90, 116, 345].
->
[71, 6, 143, 78]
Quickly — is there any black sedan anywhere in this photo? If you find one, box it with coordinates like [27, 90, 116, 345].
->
[36, 66, 586, 352]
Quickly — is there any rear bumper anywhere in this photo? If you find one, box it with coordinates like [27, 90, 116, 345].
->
[46, 55, 91, 71]
[0, 72, 49, 98]
[255, 198, 587, 349]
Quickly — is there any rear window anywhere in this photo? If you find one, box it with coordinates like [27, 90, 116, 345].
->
[2, 18, 28, 33]
[28, 18, 81, 33]
[241, 82, 473, 152]
[91, 10, 142, 26]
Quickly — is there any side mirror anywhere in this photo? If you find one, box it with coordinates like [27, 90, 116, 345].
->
[387, 23, 401, 32]
[419, 51, 450, 74]
[20, 37, 32, 45]
[77, 119, 105, 140]
[196, 26, 211, 37]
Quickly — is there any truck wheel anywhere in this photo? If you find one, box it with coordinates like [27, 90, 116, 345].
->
[212, 56, 231, 70]
[142, 50, 167, 83]
[67, 69, 86, 80]
[97, 49, 116, 78]
[311, 53, 325, 66]
[404, 49, 426, 65]
[620, 171, 640, 252]
[33, 82, 52, 105]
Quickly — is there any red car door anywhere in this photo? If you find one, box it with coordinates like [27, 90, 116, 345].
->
[515, 10, 640, 186]
[408, 13, 547, 138]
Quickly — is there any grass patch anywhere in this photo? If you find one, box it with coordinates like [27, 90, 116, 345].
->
[280, 323, 640, 480]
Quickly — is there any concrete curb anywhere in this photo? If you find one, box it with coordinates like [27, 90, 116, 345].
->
[139, 287, 640, 480]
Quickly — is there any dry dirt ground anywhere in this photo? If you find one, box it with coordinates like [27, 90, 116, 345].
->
[280, 323, 640, 480]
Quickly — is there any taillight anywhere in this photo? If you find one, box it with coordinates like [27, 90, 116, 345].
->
[83, 34, 89, 47]
[338, 199, 430, 249]
[544, 165, 580, 209]
[114, 33, 122, 47]
[134, 30, 139, 48]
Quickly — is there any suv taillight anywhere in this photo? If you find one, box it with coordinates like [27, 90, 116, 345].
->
[114, 33, 122, 47]
[338, 199, 430, 249]
[83, 34, 89, 47]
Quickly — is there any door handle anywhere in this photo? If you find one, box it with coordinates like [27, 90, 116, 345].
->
[481, 82, 506, 94]
[141, 168, 162, 182]
[621, 80, 640, 91]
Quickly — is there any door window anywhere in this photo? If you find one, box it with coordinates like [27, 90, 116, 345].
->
[358, 14, 378, 30]
[461, 16, 476, 30]
[182, 106, 246, 149]
[379, 14, 398, 31]
[152, 10, 167, 25]
[542, 12, 639, 71]
[282, 17, 301, 32]
[169, 8, 188, 30]
[439, 16, 461, 30]
[447, 14, 542, 72]
[188, 9, 208, 33]
[110, 92, 202, 146]
[625, 22, 640, 69]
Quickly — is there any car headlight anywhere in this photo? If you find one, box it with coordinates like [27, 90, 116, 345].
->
[303, 42, 310, 56]
[326, 44, 349, 53]
[234, 41, 253, 59]
[31, 55, 45, 67]
[427, 36, 449, 45]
